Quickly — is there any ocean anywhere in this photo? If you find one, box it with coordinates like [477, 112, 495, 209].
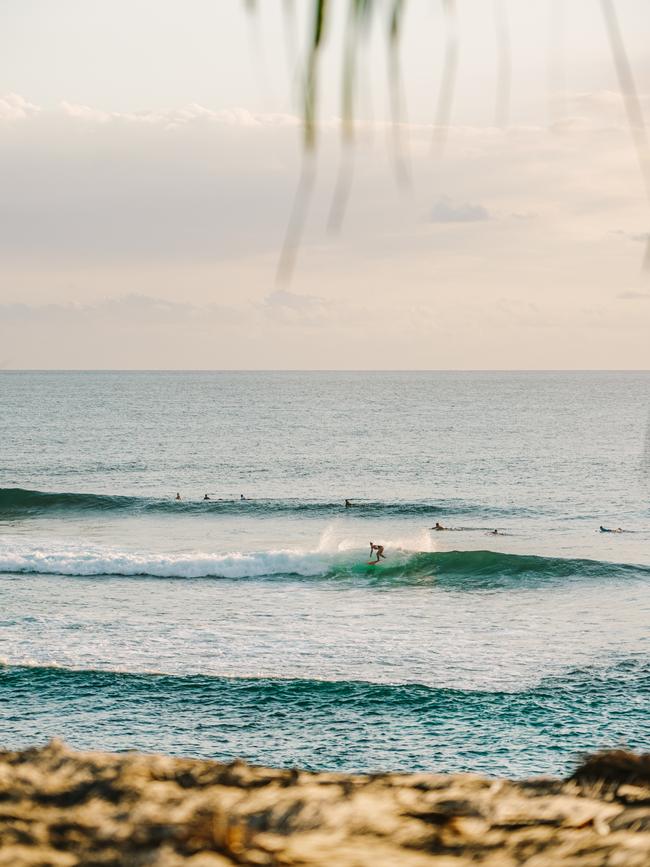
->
[1, 371, 649, 777]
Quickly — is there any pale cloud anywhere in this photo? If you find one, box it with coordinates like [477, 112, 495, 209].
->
[0, 96, 296, 265]
[1, 92, 649, 368]
[262, 290, 330, 326]
[430, 196, 490, 223]
[58, 100, 300, 129]
[0, 92, 40, 120]
[568, 90, 650, 120]
[611, 230, 650, 244]
[0, 294, 241, 324]
[60, 101, 112, 123]
[264, 290, 324, 311]
[618, 290, 650, 301]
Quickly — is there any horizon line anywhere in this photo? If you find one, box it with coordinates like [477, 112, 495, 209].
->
[2, 369, 650, 374]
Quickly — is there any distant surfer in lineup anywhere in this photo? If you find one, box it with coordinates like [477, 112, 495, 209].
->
[345, 499, 352, 508]
[175, 492, 182, 501]
[203, 494, 210, 500]
[240, 494, 246, 500]
[369, 542, 386, 564]
[599, 525, 623, 533]
[431, 522, 446, 531]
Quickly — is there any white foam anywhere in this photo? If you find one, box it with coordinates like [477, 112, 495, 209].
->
[0, 540, 341, 579]
[0, 530, 429, 579]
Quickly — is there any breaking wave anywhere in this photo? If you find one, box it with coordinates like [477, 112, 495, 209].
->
[0, 540, 646, 586]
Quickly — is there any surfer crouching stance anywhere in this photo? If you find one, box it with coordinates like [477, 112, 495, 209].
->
[369, 542, 386, 564]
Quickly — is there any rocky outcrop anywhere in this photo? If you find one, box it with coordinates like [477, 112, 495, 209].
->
[0, 742, 649, 866]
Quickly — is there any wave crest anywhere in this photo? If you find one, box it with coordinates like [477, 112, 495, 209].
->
[0, 541, 645, 585]
[0, 487, 529, 520]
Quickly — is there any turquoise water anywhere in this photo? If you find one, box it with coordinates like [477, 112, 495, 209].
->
[1, 371, 649, 776]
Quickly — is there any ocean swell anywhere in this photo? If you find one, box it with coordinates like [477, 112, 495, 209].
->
[0, 487, 531, 520]
[0, 540, 646, 586]
[1, 658, 648, 777]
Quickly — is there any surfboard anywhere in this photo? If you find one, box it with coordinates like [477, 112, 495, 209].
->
[367, 560, 379, 565]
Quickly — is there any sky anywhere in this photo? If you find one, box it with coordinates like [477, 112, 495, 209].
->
[1, 0, 649, 369]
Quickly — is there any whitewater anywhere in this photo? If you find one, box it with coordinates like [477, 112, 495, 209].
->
[1, 370, 649, 775]
[1, 532, 649, 585]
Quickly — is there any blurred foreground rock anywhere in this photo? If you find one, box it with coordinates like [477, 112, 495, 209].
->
[1, 742, 649, 866]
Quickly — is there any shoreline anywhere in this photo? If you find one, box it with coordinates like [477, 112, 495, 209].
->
[1, 742, 649, 865]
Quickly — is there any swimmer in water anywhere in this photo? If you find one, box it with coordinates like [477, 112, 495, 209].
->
[175, 493, 182, 501]
[431, 522, 446, 531]
[203, 494, 210, 500]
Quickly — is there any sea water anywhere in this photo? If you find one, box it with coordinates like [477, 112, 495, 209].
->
[1, 371, 648, 777]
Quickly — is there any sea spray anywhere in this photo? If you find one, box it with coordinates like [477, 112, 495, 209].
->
[0, 538, 646, 586]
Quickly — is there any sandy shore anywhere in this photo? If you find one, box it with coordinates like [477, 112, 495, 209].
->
[0, 742, 649, 866]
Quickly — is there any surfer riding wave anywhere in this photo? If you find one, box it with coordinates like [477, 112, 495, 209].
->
[369, 542, 386, 565]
